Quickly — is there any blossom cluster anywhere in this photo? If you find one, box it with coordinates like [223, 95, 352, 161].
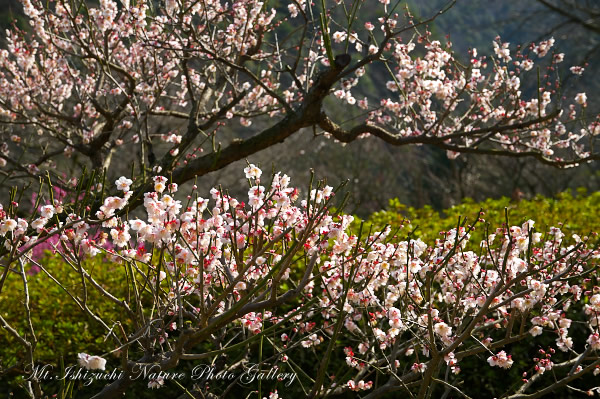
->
[343, 35, 597, 163]
[1, 165, 599, 396]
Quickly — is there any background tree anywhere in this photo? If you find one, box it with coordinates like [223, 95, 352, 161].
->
[0, 0, 599, 214]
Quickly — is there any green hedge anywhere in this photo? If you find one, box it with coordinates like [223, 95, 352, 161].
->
[362, 189, 600, 243]
[0, 254, 134, 396]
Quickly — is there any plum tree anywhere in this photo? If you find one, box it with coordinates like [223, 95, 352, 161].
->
[0, 1, 599, 398]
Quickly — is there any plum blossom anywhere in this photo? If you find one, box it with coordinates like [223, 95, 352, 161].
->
[588, 333, 600, 350]
[530, 326, 543, 337]
[570, 66, 585, 75]
[148, 376, 165, 389]
[575, 93, 587, 106]
[487, 351, 513, 369]
[263, 390, 280, 399]
[77, 353, 107, 370]
[115, 177, 133, 192]
[533, 37, 555, 57]
[433, 322, 452, 338]
[154, 176, 167, 193]
[301, 333, 322, 348]
[332, 31, 347, 43]
[493, 40, 511, 62]
[0, 219, 17, 235]
[40, 205, 55, 219]
[348, 380, 373, 391]
[244, 164, 262, 180]
[411, 363, 427, 373]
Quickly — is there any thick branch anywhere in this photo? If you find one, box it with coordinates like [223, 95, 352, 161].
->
[169, 54, 353, 185]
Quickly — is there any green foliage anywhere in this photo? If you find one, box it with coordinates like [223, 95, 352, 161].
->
[363, 189, 600, 243]
[0, 253, 131, 373]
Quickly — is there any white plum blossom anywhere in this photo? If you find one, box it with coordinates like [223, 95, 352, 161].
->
[575, 93, 587, 106]
[154, 176, 167, 193]
[332, 31, 347, 43]
[115, 176, 133, 192]
[530, 326, 543, 337]
[40, 205, 55, 219]
[244, 164, 262, 180]
[570, 66, 585, 75]
[0, 219, 17, 235]
[77, 353, 107, 370]
[434, 322, 452, 338]
[488, 351, 513, 369]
